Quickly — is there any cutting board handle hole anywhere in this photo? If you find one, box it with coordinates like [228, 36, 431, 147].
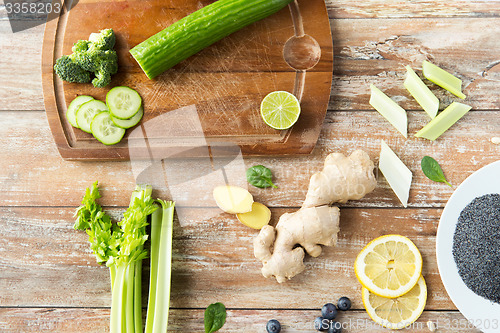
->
[283, 34, 321, 71]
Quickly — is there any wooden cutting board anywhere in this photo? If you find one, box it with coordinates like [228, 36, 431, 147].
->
[42, 0, 333, 160]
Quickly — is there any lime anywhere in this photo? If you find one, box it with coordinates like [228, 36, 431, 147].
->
[260, 91, 301, 130]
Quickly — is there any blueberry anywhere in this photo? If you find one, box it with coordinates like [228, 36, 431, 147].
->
[327, 321, 342, 333]
[337, 297, 351, 311]
[266, 319, 281, 333]
[314, 316, 330, 331]
[321, 303, 337, 320]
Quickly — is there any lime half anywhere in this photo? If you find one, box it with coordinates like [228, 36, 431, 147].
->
[260, 91, 301, 130]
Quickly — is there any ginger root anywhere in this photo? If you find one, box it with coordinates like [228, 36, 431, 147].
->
[253, 150, 376, 283]
[303, 150, 377, 208]
[254, 206, 340, 283]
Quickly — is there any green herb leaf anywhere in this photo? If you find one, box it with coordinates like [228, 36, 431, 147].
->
[246, 165, 277, 188]
[204, 302, 226, 333]
[421, 156, 452, 187]
[74, 181, 119, 264]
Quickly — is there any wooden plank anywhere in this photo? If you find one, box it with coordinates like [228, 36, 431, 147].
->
[328, 1, 500, 19]
[331, 17, 500, 111]
[0, 110, 498, 208]
[0, 308, 481, 332]
[1, 16, 500, 111]
[0, 23, 44, 111]
[0, 206, 454, 310]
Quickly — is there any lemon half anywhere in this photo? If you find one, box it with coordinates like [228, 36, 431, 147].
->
[362, 275, 427, 330]
[354, 235, 423, 298]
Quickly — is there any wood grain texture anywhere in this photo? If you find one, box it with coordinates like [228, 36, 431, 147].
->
[327, 1, 500, 19]
[0, 308, 481, 333]
[42, 0, 333, 159]
[0, 23, 44, 111]
[2, 12, 500, 112]
[330, 17, 500, 111]
[1, 111, 498, 208]
[1, 1, 500, 331]
[0, 206, 453, 310]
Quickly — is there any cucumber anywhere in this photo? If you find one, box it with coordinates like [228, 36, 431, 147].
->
[90, 112, 126, 145]
[106, 86, 142, 120]
[111, 106, 143, 129]
[67, 95, 94, 128]
[130, 0, 293, 79]
[76, 100, 109, 133]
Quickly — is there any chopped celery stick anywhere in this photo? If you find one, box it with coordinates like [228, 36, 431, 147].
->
[415, 102, 471, 141]
[404, 66, 439, 119]
[379, 140, 412, 208]
[422, 60, 466, 99]
[369, 84, 408, 138]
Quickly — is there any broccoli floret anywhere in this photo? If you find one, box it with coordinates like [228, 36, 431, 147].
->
[90, 51, 119, 88]
[74, 50, 118, 88]
[53, 29, 118, 88]
[72, 40, 91, 54]
[53, 55, 92, 83]
[88, 28, 116, 50]
[74, 49, 117, 72]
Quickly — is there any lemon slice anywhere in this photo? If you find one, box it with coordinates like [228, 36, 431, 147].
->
[354, 235, 422, 298]
[260, 91, 301, 130]
[362, 275, 427, 330]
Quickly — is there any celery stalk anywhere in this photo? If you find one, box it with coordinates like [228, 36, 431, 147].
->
[134, 261, 143, 333]
[125, 263, 135, 333]
[109, 184, 157, 333]
[404, 66, 439, 119]
[110, 264, 127, 333]
[75, 182, 158, 333]
[369, 84, 408, 138]
[145, 207, 162, 333]
[379, 140, 412, 208]
[422, 60, 466, 99]
[145, 200, 175, 333]
[415, 102, 471, 141]
[110, 265, 116, 291]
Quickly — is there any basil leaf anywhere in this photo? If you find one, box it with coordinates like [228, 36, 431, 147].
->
[421, 156, 452, 187]
[246, 165, 277, 188]
[204, 302, 226, 333]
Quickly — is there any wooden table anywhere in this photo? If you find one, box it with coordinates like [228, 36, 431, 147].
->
[1, 1, 499, 332]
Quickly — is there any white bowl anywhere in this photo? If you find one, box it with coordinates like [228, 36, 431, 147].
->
[437, 160, 500, 332]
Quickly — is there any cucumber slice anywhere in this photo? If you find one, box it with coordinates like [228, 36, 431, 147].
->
[106, 86, 142, 120]
[90, 111, 126, 145]
[67, 95, 94, 128]
[76, 100, 109, 133]
[111, 106, 144, 129]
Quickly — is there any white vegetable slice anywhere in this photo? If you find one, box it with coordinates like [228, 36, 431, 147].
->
[404, 66, 439, 119]
[422, 60, 466, 99]
[379, 140, 412, 207]
[415, 102, 471, 141]
[213, 185, 254, 214]
[369, 84, 408, 138]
